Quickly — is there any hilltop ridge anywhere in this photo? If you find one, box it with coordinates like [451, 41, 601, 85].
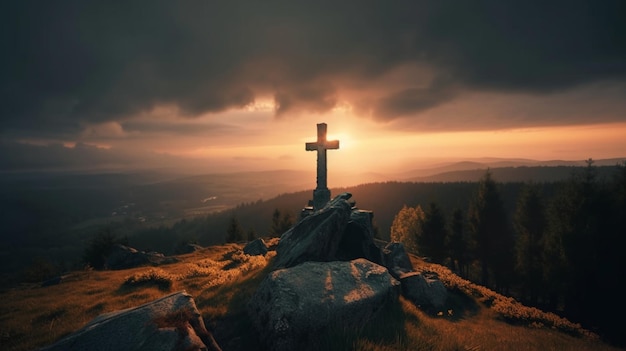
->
[1, 241, 621, 351]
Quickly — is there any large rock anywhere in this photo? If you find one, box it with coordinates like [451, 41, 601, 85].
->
[243, 238, 268, 256]
[400, 271, 448, 312]
[274, 193, 380, 269]
[105, 244, 178, 270]
[380, 242, 448, 312]
[39, 291, 222, 351]
[248, 258, 400, 351]
[382, 242, 414, 280]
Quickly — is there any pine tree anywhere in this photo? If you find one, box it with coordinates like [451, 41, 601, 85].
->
[468, 169, 513, 290]
[448, 208, 468, 276]
[513, 183, 546, 304]
[278, 211, 295, 235]
[545, 159, 611, 323]
[270, 209, 282, 237]
[82, 227, 128, 270]
[269, 208, 295, 237]
[226, 216, 244, 243]
[246, 228, 257, 241]
[601, 161, 626, 345]
[420, 202, 448, 264]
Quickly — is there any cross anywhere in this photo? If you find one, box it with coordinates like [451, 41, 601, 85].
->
[305, 123, 339, 210]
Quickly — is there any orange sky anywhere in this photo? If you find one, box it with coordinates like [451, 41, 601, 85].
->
[65, 95, 626, 180]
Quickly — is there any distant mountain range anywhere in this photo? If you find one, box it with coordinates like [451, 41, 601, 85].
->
[323, 157, 626, 185]
[391, 157, 625, 183]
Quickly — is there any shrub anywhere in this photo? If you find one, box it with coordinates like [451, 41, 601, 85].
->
[123, 268, 175, 291]
[83, 228, 128, 270]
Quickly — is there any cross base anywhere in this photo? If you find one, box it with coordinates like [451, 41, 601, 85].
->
[312, 188, 331, 210]
[301, 188, 331, 218]
[301, 187, 332, 219]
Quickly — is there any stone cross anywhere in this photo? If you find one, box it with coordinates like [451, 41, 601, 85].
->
[306, 123, 339, 210]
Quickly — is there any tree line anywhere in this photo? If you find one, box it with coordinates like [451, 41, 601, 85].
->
[390, 160, 626, 346]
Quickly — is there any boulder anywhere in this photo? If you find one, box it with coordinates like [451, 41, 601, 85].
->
[274, 193, 382, 269]
[382, 242, 414, 280]
[380, 242, 448, 312]
[243, 238, 268, 256]
[105, 244, 178, 270]
[248, 258, 400, 351]
[38, 291, 222, 351]
[400, 271, 448, 312]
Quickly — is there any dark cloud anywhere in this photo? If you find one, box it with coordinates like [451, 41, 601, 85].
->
[120, 121, 239, 137]
[0, 140, 204, 173]
[2, 0, 625, 135]
[373, 87, 453, 119]
[371, 76, 461, 119]
[274, 81, 338, 116]
[418, 1, 626, 90]
[0, 141, 137, 171]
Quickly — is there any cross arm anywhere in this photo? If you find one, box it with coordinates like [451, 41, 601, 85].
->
[305, 140, 339, 151]
[325, 140, 339, 150]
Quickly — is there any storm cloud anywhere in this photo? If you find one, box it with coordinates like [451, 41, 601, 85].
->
[2, 0, 625, 136]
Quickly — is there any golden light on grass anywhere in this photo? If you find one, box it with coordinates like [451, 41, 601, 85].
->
[0, 244, 621, 351]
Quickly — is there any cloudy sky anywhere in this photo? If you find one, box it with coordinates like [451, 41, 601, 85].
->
[2, 1, 625, 177]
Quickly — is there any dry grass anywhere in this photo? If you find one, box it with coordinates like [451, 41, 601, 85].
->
[317, 291, 619, 351]
[0, 243, 622, 351]
[409, 256, 596, 339]
[0, 243, 273, 351]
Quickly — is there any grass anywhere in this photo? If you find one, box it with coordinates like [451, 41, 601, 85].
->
[0, 242, 622, 351]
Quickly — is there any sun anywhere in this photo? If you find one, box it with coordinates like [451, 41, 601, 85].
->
[327, 133, 352, 150]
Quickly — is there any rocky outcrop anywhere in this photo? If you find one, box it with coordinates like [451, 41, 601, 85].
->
[382, 242, 414, 280]
[274, 193, 379, 269]
[400, 271, 448, 312]
[39, 291, 222, 351]
[248, 259, 399, 351]
[247, 192, 449, 349]
[271, 192, 449, 311]
[274, 193, 352, 268]
[381, 242, 448, 313]
[105, 244, 178, 270]
[243, 238, 268, 256]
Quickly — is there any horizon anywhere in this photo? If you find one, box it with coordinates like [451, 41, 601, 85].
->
[2, 2, 625, 178]
[2, 155, 624, 193]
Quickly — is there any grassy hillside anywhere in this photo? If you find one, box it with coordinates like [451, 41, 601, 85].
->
[0, 242, 621, 351]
